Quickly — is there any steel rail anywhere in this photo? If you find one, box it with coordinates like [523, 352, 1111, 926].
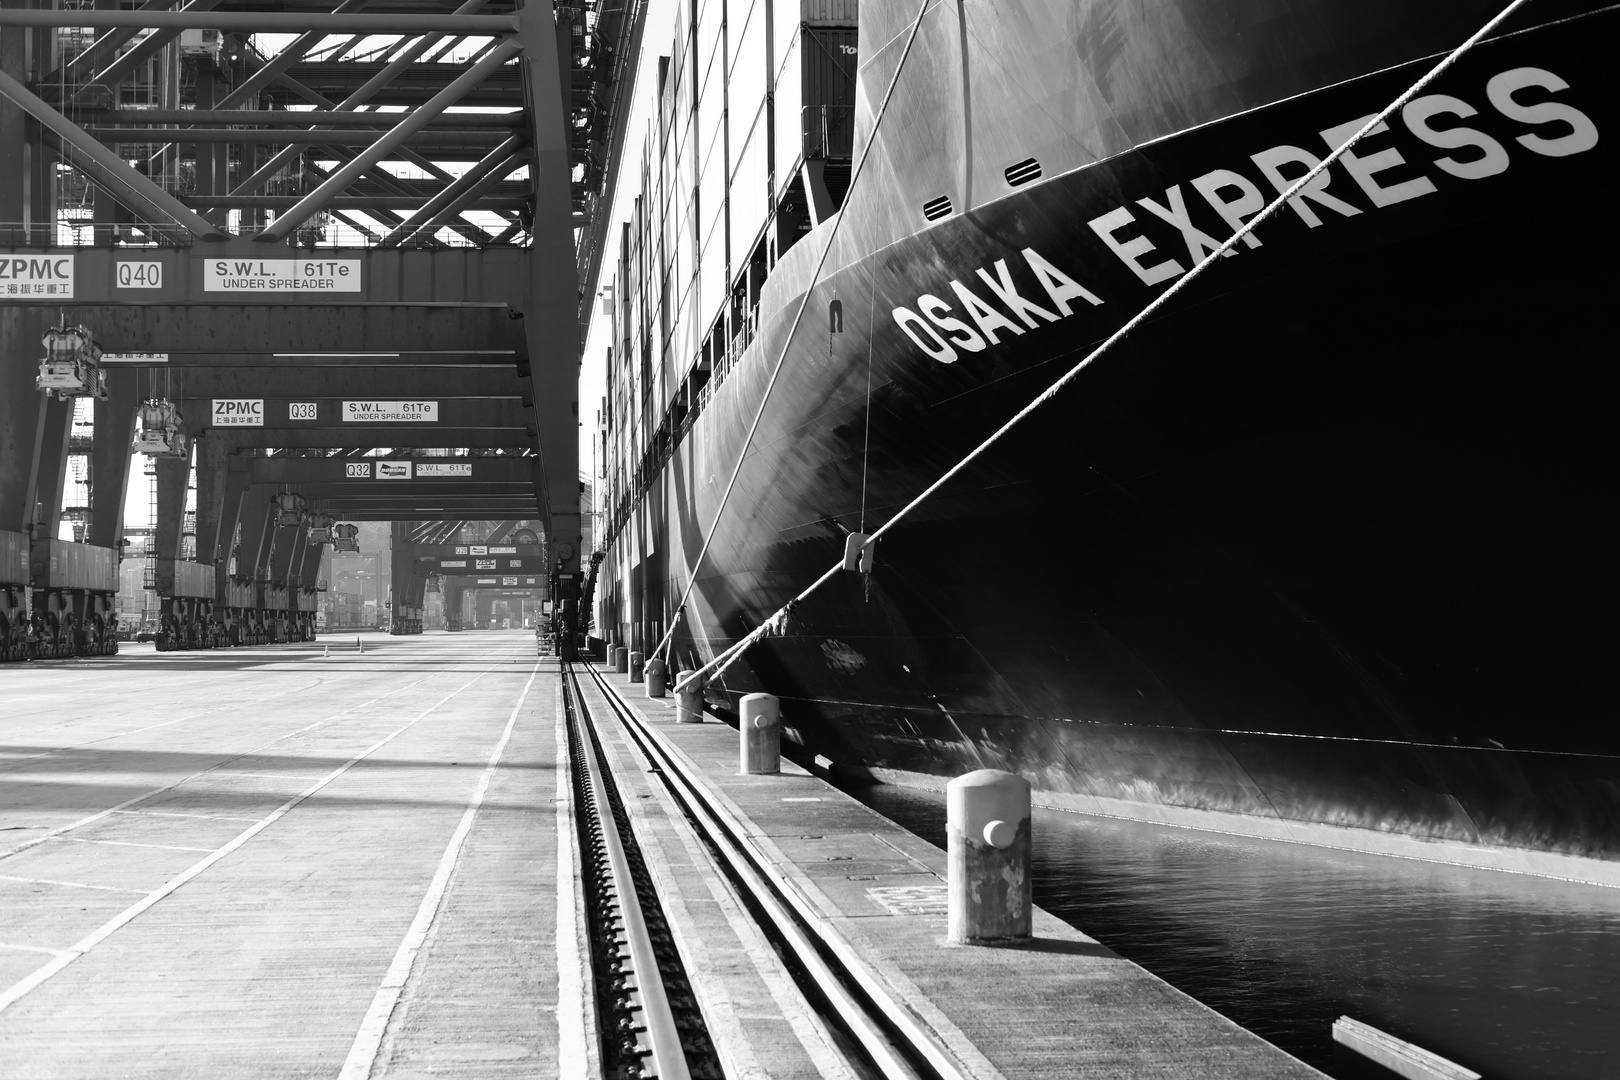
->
[577, 662, 964, 1080]
[562, 665, 693, 1080]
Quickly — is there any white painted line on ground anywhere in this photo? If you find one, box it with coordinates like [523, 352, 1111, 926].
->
[115, 810, 262, 823]
[0, 873, 149, 895]
[339, 662, 542, 1080]
[210, 772, 330, 782]
[0, 942, 67, 957]
[0, 674, 323, 773]
[58, 837, 215, 853]
[0, 670, 495, 1016]
[0, 670, 446, 862]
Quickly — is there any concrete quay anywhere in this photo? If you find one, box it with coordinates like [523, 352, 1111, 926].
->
[0, 632, 578, 1080]
[2, 631, 1326, 1078]
[585, 662, 1327, 1080]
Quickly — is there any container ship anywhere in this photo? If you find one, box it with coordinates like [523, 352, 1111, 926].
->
[591, 0, 1617, 864]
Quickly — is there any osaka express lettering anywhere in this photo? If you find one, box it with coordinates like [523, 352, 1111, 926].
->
[891, 65, 1597, 362]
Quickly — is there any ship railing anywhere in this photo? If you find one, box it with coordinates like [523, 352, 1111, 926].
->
[802, 105, 855, 161]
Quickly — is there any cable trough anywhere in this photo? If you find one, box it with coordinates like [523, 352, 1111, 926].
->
[565, 661, 971, 1080]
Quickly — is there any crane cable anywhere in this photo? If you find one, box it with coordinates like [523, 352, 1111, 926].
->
[673, 0, 1533, 694]
[643, 0, 938, 670]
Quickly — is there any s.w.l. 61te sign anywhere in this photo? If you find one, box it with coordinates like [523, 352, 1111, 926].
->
[204, 259, 361, 292]
[344, 402, 438, 422]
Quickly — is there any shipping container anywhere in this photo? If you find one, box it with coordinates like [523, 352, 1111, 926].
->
[801, 0, 858, 27]
[802, 27, 858, 160]
[155, 558, 215, 600]
[0, 529, 27, 586]
[32, 539, 117, 592]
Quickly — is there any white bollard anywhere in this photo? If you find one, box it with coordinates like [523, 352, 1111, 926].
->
[675, 671, 704, 723]
[739, 693, 780, 774]
[946, 769, 1031, 944]
[628, 650, 645, 683]
[357, 638, 364, 654]
[645, 657, 667, 698]
[614, 646, 628, 674]
[323, 645, 330, 658]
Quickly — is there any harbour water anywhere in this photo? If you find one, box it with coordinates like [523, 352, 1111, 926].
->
[850, 783, 1620, 1079]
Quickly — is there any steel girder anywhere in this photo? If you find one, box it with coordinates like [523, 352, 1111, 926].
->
[250, 457, 537, 484]
[115, 366, 527, 399]
[199, 429, 538, 450]
[308, 507, 539, 519]
[408, 544, 544, 557]
[178, 398, 532, 430]
[25, 248, 534, 306]
[34, 305, 525, 355]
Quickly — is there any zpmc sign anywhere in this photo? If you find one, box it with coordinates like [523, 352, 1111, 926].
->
[212, 399, 264, 427]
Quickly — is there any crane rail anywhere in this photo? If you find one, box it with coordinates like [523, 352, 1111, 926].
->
[567, 659, 969, 1080]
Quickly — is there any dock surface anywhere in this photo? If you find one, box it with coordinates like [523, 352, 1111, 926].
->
[1, 634, 569, 1079]
[2, 632, 1324, 1078]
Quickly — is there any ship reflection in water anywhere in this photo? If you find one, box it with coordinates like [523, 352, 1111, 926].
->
[851, 782, 1619, 1080]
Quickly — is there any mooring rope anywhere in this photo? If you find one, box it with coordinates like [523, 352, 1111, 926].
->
[645, 0, 938, 668]
[672, 0, 1531, 694]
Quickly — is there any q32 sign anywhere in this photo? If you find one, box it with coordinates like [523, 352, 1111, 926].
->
[344, 463, 372, 479]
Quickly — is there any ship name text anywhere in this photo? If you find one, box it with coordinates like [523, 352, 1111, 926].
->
[891, 65, 1597, 364]
[891, 248, 1103, 364]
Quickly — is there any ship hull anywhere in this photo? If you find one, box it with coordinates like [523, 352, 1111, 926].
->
[599, 11, 1618, 860]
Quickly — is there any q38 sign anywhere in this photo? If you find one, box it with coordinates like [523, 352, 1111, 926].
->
[212, 399, 264, 427]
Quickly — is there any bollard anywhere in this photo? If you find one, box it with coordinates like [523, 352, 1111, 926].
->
[675, 671, 705, 723]
[645, 657, 667, 698]
[628, 651, 645, 683]
[323, 645, 329, 658]
[614, 646, 628, 674]
[946, 770, 1031, 944]
[739, 693, 781, 774]
[358, 638, 364, 655]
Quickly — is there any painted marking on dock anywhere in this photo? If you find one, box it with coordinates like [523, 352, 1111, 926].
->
[866, 885, 949, 916]
[59, 837, 216, 853]
[0, 671, 444, 862]
[338, 662, 542, 1080]
[0, 671, 492, 1016]
[115, 809, 262, 823]
[782, 797, 824, 802]
[0, 873, 150, 895]
[0, 942, 68, 957]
